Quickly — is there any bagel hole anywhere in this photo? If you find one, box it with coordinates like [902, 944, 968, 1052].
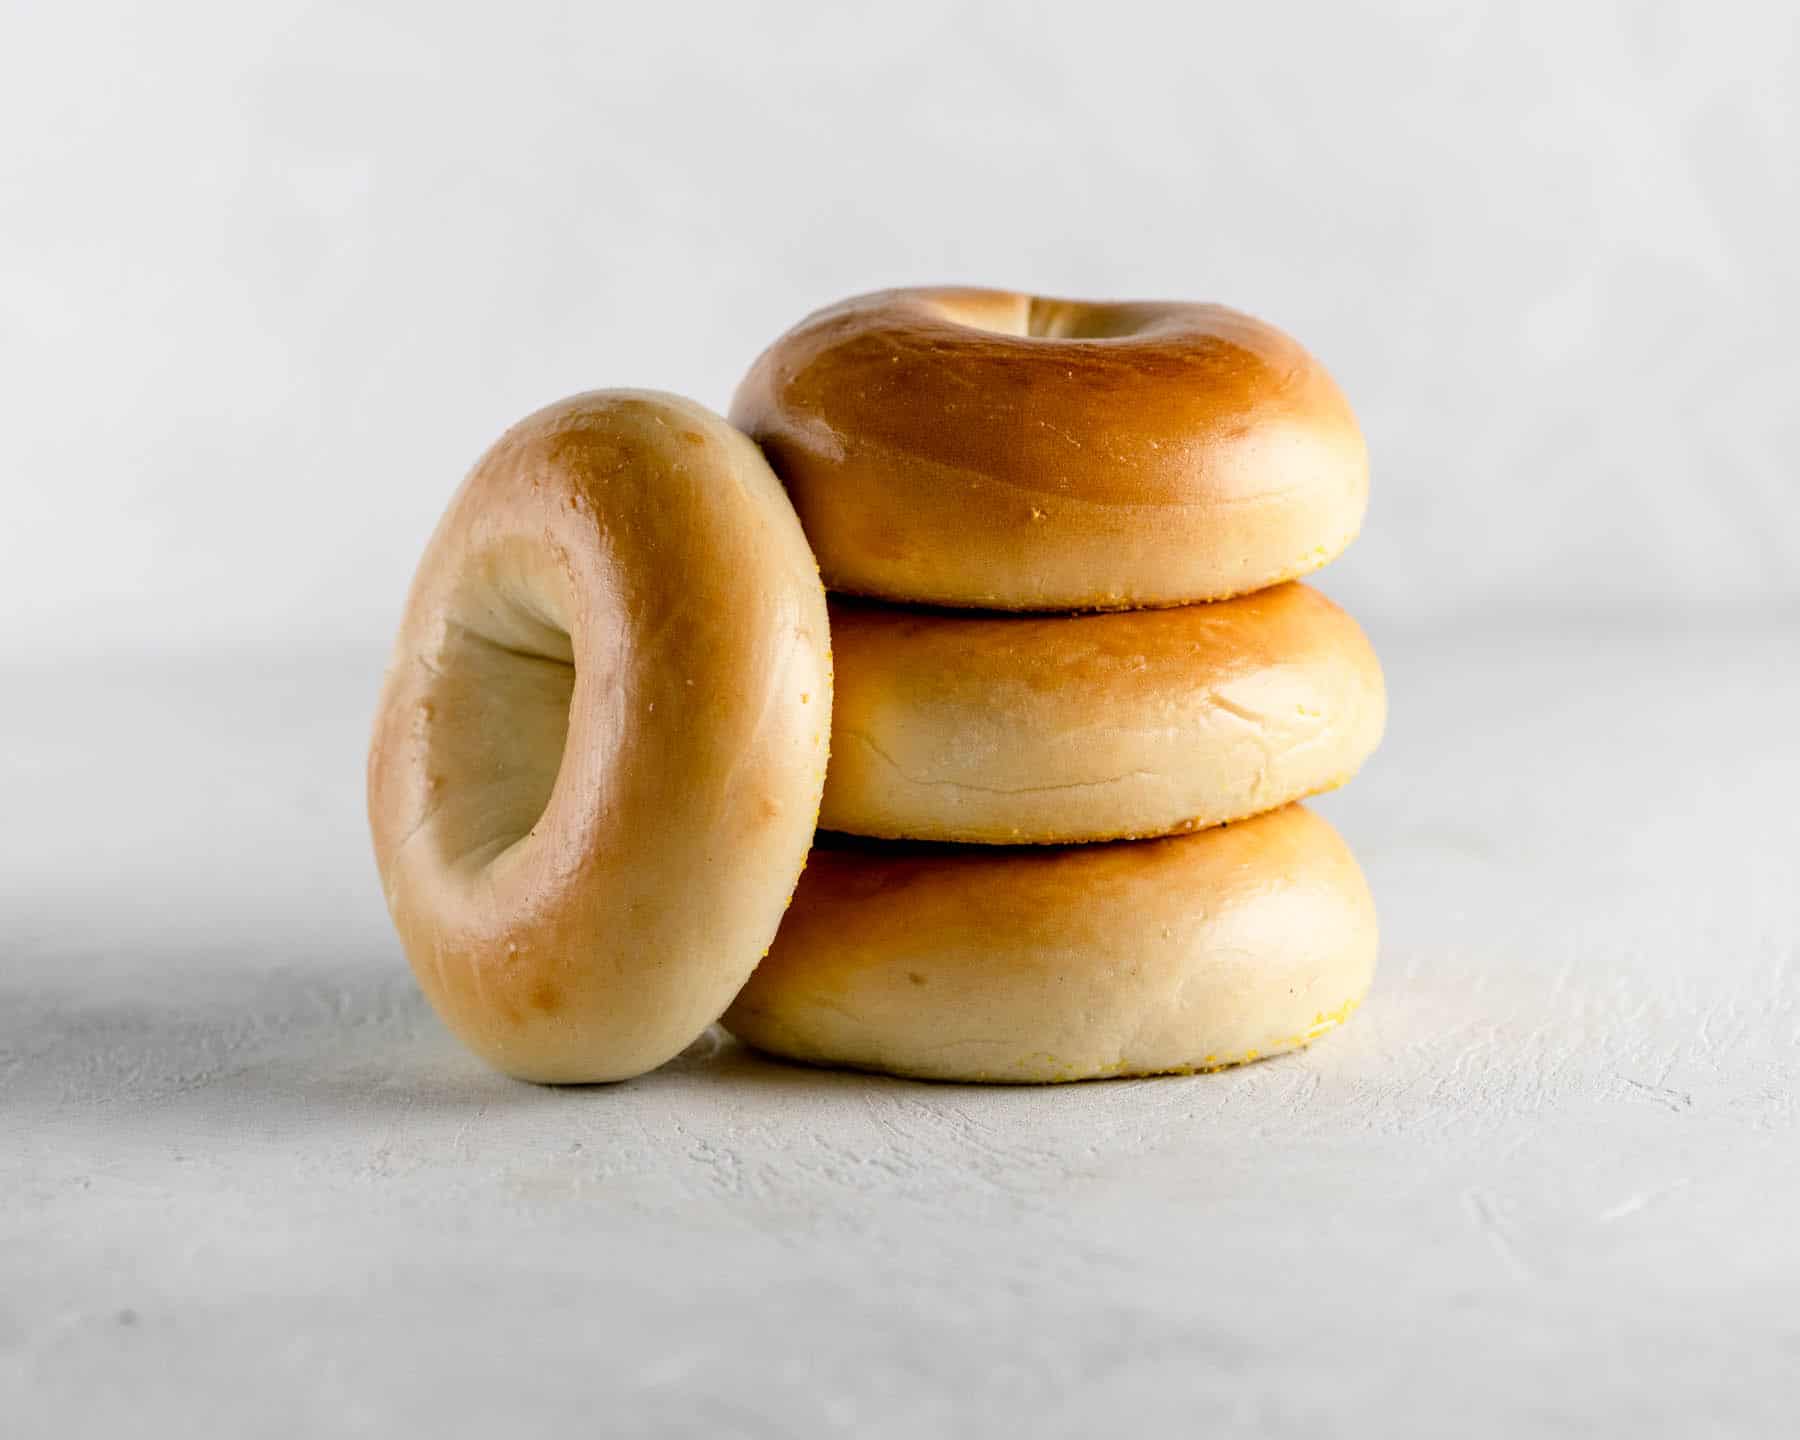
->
[941, 294, 1147, 341]
[1024, 298, 1149, 340]
[425, 549, 580, 874]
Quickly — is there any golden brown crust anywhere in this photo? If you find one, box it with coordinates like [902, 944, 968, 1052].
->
[367, 391, 832, 1083]
[730, 287, 1368, 610]
[822, 582, 1385, 844]
[723, 804, 1377, 1083]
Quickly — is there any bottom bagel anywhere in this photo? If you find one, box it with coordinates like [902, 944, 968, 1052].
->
[722, 803, 1377, 1083]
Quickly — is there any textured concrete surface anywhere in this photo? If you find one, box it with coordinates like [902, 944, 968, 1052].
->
[4, 616, 1796, 1437]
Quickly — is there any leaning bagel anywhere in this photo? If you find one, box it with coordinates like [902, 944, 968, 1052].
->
[731, 287, 1368, 610]
[722, 804, 1377, 1084]
[822, 581, 1384, 844]
[367, 391, 831, 1083]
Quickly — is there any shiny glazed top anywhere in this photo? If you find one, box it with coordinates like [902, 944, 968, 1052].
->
[731, 287, 1369, 610]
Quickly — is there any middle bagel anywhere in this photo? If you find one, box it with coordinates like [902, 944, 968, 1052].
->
[823, 582, 1384, 845]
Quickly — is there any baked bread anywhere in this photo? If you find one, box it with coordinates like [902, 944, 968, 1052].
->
[723, 803, 1377, 1083]
[368, 391, 832, 1082]
[823, 582, 1384, 843]
[731, 287, 1368, 610]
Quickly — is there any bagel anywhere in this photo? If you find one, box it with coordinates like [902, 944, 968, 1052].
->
[367, 391, 832, 1083]
[722, 804, 1377, 1083]
[730, 287, 1368, 610]
[822, 582, 1384, 844]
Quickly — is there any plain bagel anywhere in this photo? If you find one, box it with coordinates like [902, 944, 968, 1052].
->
[367, 391, 832, 1083]
[730, 287, 1369, 610]
[722, 803, 1377, 1083]
[822, 581, 1385, 844]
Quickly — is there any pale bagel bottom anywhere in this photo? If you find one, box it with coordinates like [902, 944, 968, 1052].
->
[722, 804, 1376, 1084]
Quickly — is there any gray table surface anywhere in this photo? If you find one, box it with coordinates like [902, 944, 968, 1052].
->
[4, 613, 1797, 1437]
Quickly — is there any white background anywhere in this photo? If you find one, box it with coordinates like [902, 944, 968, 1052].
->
[6, 5, 1799, 1437]
[3, 0, 1796, 659]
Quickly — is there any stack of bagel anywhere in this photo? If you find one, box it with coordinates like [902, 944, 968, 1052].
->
[720, 289, 1385, 1081]
[368, 287, 1384, 1086]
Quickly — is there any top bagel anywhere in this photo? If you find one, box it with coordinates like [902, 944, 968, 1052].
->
[731, 287, 1368, 611]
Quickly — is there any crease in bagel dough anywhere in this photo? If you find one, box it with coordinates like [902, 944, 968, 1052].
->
[839, 727, 1158, 800]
